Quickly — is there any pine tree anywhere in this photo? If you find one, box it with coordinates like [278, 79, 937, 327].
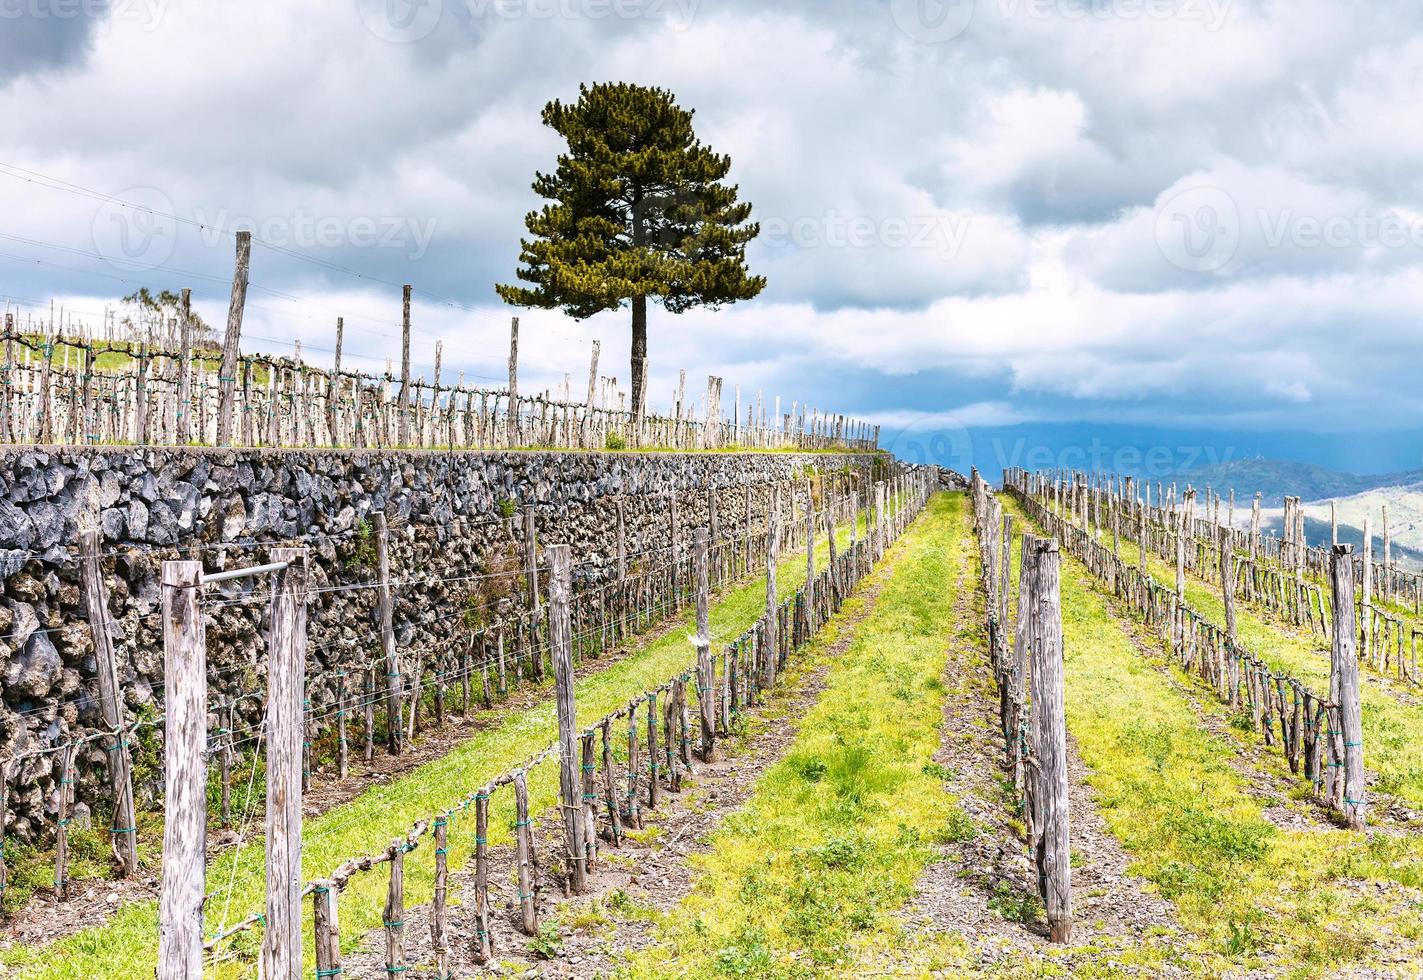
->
[497, 82, 765, 423]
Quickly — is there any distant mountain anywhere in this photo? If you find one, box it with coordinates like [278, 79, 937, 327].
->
[1181, 458, 1423, 506]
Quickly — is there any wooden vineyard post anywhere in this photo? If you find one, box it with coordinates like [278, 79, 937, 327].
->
[53, 741, 75, 898]
[384, 838, 407, 974]
[1329, 544, 1366, 828]
[514, 770, 538, 934]
[375, 512, 403, 753]
[1029, 538, 1072, 943]
[175, 289, 193, 445]
[263, 548, 307, 979]
[626, 707, 642, 829]
[694, 528, 715, 761]
[601, 718, 623, 845]
[548, 543, 587, 894]
[398, 284, 412, 446]
[763, 488, 780, 690]
[0, 760, 8, 907]
[336, 670, 349, 778]
[1220, 525, 1237, 645]
[525, 506, 543, 680]
[506, 316, 520, 446]
[327, 316, 344, 446]
[79, 529, 137, 875]
[216, 230, 251, 446]
[312, 880, 341, 980]
[432, 816, 450, 980]
[473, 788, 494, 962]
[580, 731, 599, 872]
[646, 694, 660, 809]
[804, 481, 815, 638]
[134, 344, 149, 446]
[0, 313, 11, 442]
[157, 559, 206, 980]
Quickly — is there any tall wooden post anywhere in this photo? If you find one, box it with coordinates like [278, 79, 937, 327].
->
[694, 528, 715, 761]
[397, 285, 412, 446]
[157, 560, 206, 980]
[175, 289, 192, 446]
[763, 488, 780, 690]
[1219, 525, 1237, 645]
[79, 530, 137, 875]
[507, 316, 520, 446]
[1362, 517, 1374, 665]
[216, 230, 251, 446]
[375, 513, 402, 753]
[1029, 539, 1071, 943]
[548, 544, 586, 894]
[327, 316, 344, 446]
[525, 506, 542, 680]
[0, 313, 12, 442]
[263, 548, 307, 979]
[804, 481, 815, 636]
[1329, 544, 1366, 829]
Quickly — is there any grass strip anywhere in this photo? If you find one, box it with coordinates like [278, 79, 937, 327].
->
[619, 492, 974, 978]
[1113, 526, 1423, 808]
[1004, 497, 1423, 976]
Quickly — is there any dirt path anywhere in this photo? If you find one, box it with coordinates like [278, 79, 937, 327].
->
[340, 544, 911, 978]
[889, 536, 1182, 973]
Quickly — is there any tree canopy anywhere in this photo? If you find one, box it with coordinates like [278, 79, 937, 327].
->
[497, 82, 765, 420]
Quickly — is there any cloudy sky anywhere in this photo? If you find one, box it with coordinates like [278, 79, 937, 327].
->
[2, 0, 1421, 477]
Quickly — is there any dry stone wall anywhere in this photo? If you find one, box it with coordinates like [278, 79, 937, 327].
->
[0, 446, 882, 838]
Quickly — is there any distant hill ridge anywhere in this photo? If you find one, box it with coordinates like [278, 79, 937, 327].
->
[1180, 458, 1423, 506]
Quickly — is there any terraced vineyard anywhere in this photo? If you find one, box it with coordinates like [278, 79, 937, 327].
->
[9, 479, 1423, 978]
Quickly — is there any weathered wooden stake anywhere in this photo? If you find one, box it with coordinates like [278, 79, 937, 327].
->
[216, 230, 251, 446]
[398, 285, 412, 446]
[157, 559, 206, 980]
[1329, 544, 1366, 829]
[694, 528, 715, 761]
[431, 815, 450, 979]
[375, 512, 402, 753]
[473, 788, 494, 961]
[312, 880, 341, 980]
[79, 529, 137, 875]
[263, 547, 307, 980]
[548, 543, 587, 894]
[514, 770, 538, 934]
[763, 488, 780, 690]
[1029, 539, 1071, 943]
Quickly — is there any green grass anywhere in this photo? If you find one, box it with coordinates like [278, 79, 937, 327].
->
[619, 493, 974, 978]
[1115, 526, 1423, 809]
[1003, 497, 1423, 976]
[3, 504, 881, 979]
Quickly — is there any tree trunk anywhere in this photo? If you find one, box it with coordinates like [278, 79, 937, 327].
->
[630, 296, 648, 422]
